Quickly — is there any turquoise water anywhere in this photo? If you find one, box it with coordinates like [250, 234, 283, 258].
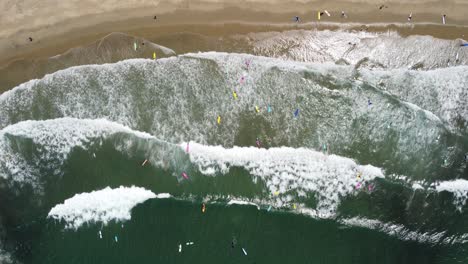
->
[0, 34, 468, 263]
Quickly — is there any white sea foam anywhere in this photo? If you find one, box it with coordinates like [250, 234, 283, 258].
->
[155, 193, 172, 199]
[183, 141, 384, 216]
[248, 29, 468, 70]
[47, 186, 157, 229]
[0, 118, 153, 185]
[435, 179, 468, 212]
[0, 244, 14, 264]
[227, 200, 260, 209]
[341, 216, 468, 245]
[361, 66, 468, 132]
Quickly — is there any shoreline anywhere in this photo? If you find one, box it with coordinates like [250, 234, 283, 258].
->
[2, 1, 468, 67]
[1, 16, 467, 68]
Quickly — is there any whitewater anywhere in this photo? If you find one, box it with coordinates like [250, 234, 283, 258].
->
[0, 29, 467, 263]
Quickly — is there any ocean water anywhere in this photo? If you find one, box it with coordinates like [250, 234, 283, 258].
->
[0, 29, 467, 263]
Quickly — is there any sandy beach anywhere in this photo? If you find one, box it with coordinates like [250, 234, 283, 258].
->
[1, 0, 468, 60]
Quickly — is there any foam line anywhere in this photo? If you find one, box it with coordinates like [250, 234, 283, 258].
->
[183, 141, 384, 216]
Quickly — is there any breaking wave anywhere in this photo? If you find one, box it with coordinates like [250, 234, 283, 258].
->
[47, 186, 158, 229]
[0, 117, 465, 246]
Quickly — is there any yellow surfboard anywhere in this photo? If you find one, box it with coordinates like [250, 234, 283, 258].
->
[255, 106, 260, 113]
[318, 11, 321, 20]
[233, 91, 238, 99]
[217, 116, 221, 124]
[153, 52, 156, 59]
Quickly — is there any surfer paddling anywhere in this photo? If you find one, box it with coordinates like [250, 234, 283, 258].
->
[255, 138, 261, 148]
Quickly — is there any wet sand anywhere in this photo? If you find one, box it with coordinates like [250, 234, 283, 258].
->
[2, 0, 468, 65]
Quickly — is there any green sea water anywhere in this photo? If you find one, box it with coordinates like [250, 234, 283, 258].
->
[0, 39, 468, 263]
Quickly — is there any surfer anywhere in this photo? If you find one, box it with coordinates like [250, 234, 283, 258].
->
[182, 172, 189, 180]
[255, 138, 261, 148]
[153, 15, 157, 20]
[202, 203, 206, 213]
[408, 12, 412, 21]
[293, 16, 300, 22]
[255, 106, 260, 113]
[245, 59, 251, 69]
[442, 14, 446, 24]
[217, 115, 221, 124]
[141, 159, 148, 166]
[231, 237, 237, 248]
[379, 5, 387, 10]
[233, 91, 238, 99]
[240, 76, 246, 84]
[368, 99, 372, 106]
[341, 11, 347, 18]
[294, 108, 299, 118]
[267, 105, 272, 113]
[28, 37, 33, 42]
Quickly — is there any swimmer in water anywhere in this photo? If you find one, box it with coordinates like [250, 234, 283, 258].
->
[256, 138, 261, 148]
[231, 237, 237, 248]
[245, 60, 251, 69]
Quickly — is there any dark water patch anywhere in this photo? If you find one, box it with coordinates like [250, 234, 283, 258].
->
[234, 112, 277, 148]
[30, 199, 445, 264]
